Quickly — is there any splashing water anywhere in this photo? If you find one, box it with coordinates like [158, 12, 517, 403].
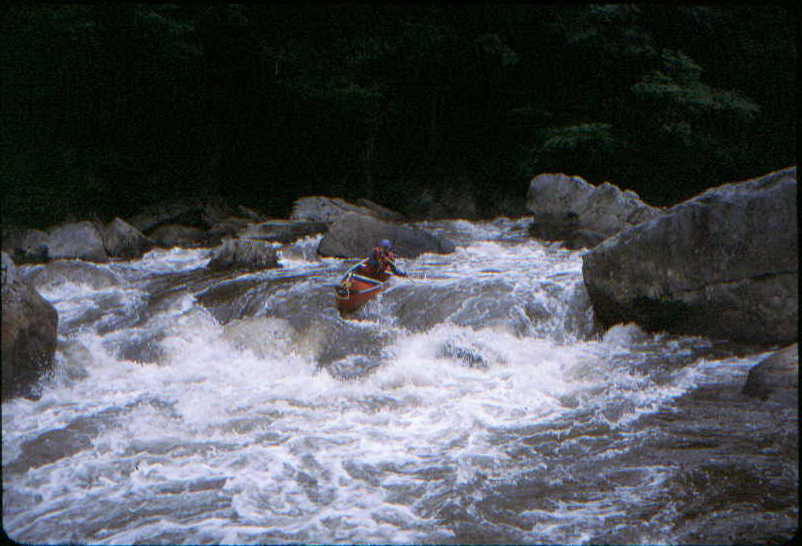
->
[3, 218, 797, 544]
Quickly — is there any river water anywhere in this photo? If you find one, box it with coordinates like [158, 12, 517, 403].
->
[2, 217, 797, 544]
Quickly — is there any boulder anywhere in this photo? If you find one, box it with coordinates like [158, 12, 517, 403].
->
[47, 221, 109, 262]
[526, 173, 662, 245]
[239, 220, 328, 244]
[564, 229, 608, 251]
[148, 224, 207, 248]
[290, 196, 402, 224]
[207, 238, 280, 271]
[582, 166, 797, 345]
[101, 217, 154, 259]
[742, 344, 798, 407]
[317, 212, 456, 258]
[2, 271, 59, 401]
[1, 227, 50, 263]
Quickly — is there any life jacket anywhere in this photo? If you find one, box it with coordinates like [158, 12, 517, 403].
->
[366, 246, 396, 275]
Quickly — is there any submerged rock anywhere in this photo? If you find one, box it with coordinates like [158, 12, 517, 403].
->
[582, 166, 798, 345]
[2, 265, 59, 401]
[27, 260, 120, 292]
[327, 355, 382, 381]
[742, 344, 798, 407]
[317, 212, 455, 258]
[437, 340, 490, 369]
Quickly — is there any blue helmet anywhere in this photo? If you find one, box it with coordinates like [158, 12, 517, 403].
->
[379, 239, 392, 249]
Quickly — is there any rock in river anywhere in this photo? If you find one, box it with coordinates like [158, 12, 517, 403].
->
[2, 252, 59, 401]
[582, 166, 797, 345]
[317, 212, 455, 258]
[742, 343, 798, 408]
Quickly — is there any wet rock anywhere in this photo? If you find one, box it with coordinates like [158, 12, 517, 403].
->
[47, 221, 109, 262]
[437, 341, 489, 369]
[58, 339, 93, 379]
[112, 334, 167, 364]
[207, 238, 280, 271]
[327, 356, 382, 381]
[290, 196, 402, 224]
[582, 166, 798, 345]
[2, 275, 59, 401]
[27, 260, 120, 292]
[526, 173, 662, 247]
[317, 212, 455, 258]
[2, 227, 50, 263]
[563, 228, 608, 251]
[148, 224, 207, 248]
[101, 217, 154, 259]
[239, 220, 328, 244]
[742, 344, 798, 407]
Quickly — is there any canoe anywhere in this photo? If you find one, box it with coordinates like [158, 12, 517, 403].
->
[335, 263, 392, 313]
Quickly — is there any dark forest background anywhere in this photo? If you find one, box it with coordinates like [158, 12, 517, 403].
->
[1, 4, 796, 228]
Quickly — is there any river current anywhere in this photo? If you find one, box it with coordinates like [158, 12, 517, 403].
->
[2, 217, 797, 544]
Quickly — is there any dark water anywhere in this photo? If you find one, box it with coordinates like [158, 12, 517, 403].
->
[2, 218, 797, 544]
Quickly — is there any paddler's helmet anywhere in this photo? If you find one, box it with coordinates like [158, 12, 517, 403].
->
[379, 239, 392, 249]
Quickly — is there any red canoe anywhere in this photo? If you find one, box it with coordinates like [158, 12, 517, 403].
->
[335, 263, 392, 313]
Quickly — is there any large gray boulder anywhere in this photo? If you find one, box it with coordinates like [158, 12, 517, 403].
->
[742, 344, 798, 408]
[317, 212, 455, 258]
[582, 166, 797, 345]
[101, 217, 154, 259]
[2, 227, 50, 263]
[290, 196, 403, 224]
[526, 173, 662, 246]
[47, 221, 109, 262]
[2, 254, 59, 401]
[207, 238, 280, 271]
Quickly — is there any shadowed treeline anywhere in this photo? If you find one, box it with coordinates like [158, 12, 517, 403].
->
[2, 4, 795, 227]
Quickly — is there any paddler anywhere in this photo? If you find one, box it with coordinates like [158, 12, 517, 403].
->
[362, 239, 407, 279]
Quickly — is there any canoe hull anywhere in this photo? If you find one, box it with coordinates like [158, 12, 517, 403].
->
[335, 268, 391, 313]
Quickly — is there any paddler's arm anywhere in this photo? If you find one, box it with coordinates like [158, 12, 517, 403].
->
[387, 259, 407, 277]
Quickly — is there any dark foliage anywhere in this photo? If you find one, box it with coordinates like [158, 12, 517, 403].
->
[1, 4, 795, 227]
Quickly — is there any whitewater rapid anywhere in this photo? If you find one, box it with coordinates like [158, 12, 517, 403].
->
[2, 217, 797, 544]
